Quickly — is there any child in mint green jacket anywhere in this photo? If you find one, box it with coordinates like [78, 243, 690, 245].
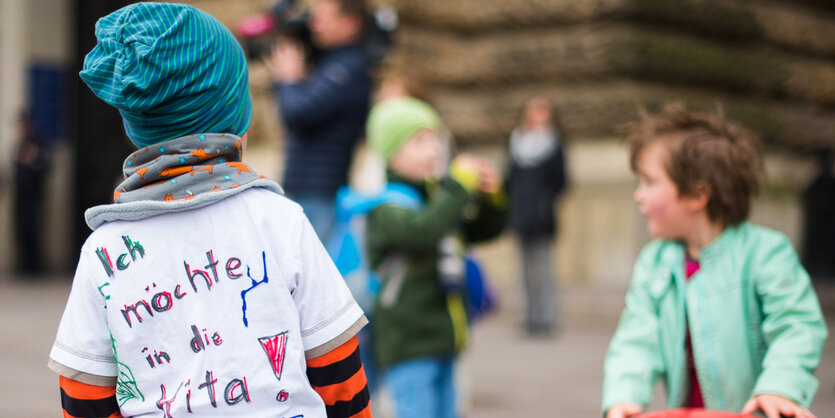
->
[602, 104, 827, 418]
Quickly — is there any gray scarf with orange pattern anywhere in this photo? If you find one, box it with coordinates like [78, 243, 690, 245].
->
[85, 133, 282, 230]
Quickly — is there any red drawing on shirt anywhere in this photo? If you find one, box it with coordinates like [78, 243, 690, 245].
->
[156, 382, 183, 418]
[259, 331, 289, 381]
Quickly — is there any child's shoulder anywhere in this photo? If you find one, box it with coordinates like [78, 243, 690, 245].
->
[735, 222, 791, 245]
[708, 222, 796, 264]
[233, 187, 304, 213]
[88, 188, 305, 240]
[635, 237, 679, 264]
[200, 188, 308, 232]
[732, 222, 801, 267]
[636, 223, 794, 259]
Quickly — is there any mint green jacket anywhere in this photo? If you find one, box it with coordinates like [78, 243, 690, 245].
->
[602, 223, 827, 414]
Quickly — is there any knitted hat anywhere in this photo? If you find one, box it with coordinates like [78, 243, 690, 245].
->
[366, 97, 441, 160]
[80, 2, 252, 147]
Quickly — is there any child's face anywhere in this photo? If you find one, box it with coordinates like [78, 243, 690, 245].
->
[389, 128, 442, 182]
[523, 98, 551, 130]
[633, 141, 695, 239]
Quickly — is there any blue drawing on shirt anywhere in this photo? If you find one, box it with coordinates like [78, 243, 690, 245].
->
[241, 251, 269, 327]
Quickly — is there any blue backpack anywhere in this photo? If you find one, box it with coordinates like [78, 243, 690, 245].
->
[326, 183, 424, 314]
[327, 182, 497, 322]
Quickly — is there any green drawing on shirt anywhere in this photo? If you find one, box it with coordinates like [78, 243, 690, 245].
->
[98, 282, 112, 309]
[110, 334, 145, 406]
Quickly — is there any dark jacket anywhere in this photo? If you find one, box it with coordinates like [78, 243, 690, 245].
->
[507, 144, 566, 238]
[275, 44, 371, 196]
[367, 176, 507, 368]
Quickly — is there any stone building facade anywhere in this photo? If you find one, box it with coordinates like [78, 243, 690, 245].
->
[390, 0, 835, 150]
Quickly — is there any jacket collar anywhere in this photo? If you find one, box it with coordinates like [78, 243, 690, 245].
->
[658, 222, 745, 267]
[698, 222, 745, 264]
[651, 223, 748, 298]
[386, 170, 429, 196]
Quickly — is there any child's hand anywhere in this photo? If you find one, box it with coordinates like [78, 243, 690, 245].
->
[450, 154, 501, 194]
[450, 154, 481, 193]
[741, 394, 815, 418]
[475, 157, 501, 194]
[266, 42, 305, 83]
[606, 402, 643, 418]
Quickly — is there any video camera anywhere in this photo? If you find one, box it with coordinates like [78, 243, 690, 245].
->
[236, 0, 397, 68]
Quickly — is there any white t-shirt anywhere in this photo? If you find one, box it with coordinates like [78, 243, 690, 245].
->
[49, 188, 365, 417]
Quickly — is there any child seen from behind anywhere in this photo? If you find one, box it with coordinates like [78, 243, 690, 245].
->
[49, 4, 370, 417]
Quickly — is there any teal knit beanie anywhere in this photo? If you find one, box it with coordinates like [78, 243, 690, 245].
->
[80, 2, 252, 147]
[367, 97, 441, 160]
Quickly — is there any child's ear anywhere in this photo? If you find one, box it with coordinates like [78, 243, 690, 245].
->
[687, 181, 711, 211]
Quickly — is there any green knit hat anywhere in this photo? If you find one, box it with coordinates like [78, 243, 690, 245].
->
[80, 2, 252, 147]
[366, 97, 441, 160]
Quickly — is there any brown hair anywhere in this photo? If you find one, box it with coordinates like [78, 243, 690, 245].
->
[626, 103, 764, 227]
[332, 0, 366, 18]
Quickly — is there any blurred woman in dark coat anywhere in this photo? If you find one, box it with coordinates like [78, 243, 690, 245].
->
[507, 98, 567, 336]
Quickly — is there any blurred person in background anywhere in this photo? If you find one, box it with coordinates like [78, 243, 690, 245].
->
[506, 97, 567, 337]
[801, 146, 835, 280]
[268, 0, 372, 243]
[365, 97, 506, 418]
[14, 111, 50, 277]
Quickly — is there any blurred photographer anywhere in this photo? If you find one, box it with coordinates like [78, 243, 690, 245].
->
[267, 0, 372, 243]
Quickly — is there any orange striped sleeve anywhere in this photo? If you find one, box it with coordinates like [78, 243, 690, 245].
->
[349, 403, 372, 418]
[306, 336, 370, 418]
[64, 411, 121, 418]
[314, 364, 369, 403]
[307, 336, 359, 368]
[59, 376, 121, 418]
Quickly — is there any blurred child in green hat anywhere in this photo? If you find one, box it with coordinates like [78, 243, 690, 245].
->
[365, 97, 507, 418]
